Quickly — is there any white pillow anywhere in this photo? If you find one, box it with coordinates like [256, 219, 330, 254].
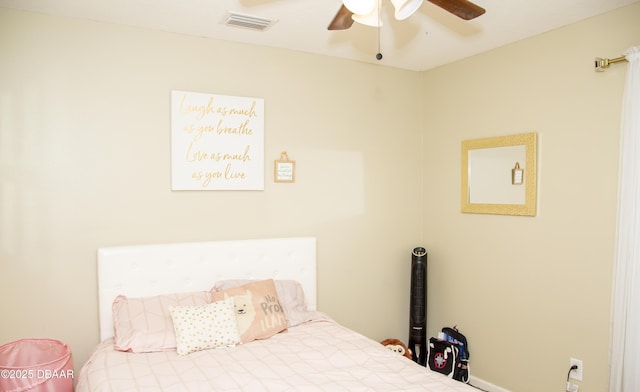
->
[169, 297, 241, 355]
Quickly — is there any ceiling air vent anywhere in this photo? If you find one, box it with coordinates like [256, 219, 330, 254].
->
[223, 12, 274, 32]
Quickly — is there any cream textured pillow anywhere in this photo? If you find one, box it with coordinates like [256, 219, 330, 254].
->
[210, 279, 287, 343]
[169, 297, 241, 356]
[112, 291, 210, 353]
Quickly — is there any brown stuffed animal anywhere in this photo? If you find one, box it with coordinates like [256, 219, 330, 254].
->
[380, 338, 413, 360]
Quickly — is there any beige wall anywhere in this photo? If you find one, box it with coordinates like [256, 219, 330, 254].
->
[422, 2, 640, 391]
[1, 3, 639, 392]
[0, 7, 422, 371]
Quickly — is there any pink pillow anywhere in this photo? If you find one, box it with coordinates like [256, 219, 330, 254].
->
[212, 279, 311, 327]
[112, 291, 210, 353]
[210, 279, 287, 343]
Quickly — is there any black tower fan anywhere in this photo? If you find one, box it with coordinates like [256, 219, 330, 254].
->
[408, 247, 427, 366]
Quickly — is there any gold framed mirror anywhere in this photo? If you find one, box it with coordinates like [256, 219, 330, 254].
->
[461, 132, 537, 216]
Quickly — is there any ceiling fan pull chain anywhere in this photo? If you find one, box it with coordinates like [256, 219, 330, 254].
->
[376, 0, 383, 60]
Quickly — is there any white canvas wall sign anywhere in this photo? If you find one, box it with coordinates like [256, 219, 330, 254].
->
[171, 90, 265, 190]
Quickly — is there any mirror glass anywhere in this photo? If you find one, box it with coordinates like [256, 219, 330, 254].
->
[461, 133, 537, 216]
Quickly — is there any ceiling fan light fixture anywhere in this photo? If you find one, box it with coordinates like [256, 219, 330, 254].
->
[351, 0, 382, 27]
[352, 11, 382, 27]
[342, 0, 376, 16]
[391, 0, 424, 20]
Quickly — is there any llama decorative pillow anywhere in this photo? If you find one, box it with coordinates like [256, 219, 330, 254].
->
[212, 279, 312, 327]
[210, 279, 287, 343]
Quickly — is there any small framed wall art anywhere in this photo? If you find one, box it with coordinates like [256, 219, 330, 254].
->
[274, 151, 295, 183]
[512, 162, 524, 185]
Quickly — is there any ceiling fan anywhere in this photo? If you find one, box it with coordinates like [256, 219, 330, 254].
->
[327, 0, 486, 30]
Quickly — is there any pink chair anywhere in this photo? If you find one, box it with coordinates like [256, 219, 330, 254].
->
[0, 339, 73, 392]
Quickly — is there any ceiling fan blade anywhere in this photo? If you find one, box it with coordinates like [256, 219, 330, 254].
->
[327, 4, 355, 30]
[427, 0, 486, 20]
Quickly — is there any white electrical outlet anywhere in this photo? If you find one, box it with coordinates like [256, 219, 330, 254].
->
[570, 358, 583, 381]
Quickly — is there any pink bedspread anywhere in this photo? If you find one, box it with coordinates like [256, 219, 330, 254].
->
[77, 316, 476, 391]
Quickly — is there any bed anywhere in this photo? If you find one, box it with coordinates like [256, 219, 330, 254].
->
[76, 237, 477, 391]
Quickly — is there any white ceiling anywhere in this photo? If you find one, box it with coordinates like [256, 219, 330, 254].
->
[0, 0, 637, 71]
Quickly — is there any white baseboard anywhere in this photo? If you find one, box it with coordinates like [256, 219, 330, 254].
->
[469, 375, 512, 392]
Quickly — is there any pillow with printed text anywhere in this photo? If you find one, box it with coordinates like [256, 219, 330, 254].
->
[210, 279, 287, 343]
[212, 279, 312, 327]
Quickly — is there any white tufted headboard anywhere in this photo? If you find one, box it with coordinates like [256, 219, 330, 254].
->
[97, 237, 317, 341]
